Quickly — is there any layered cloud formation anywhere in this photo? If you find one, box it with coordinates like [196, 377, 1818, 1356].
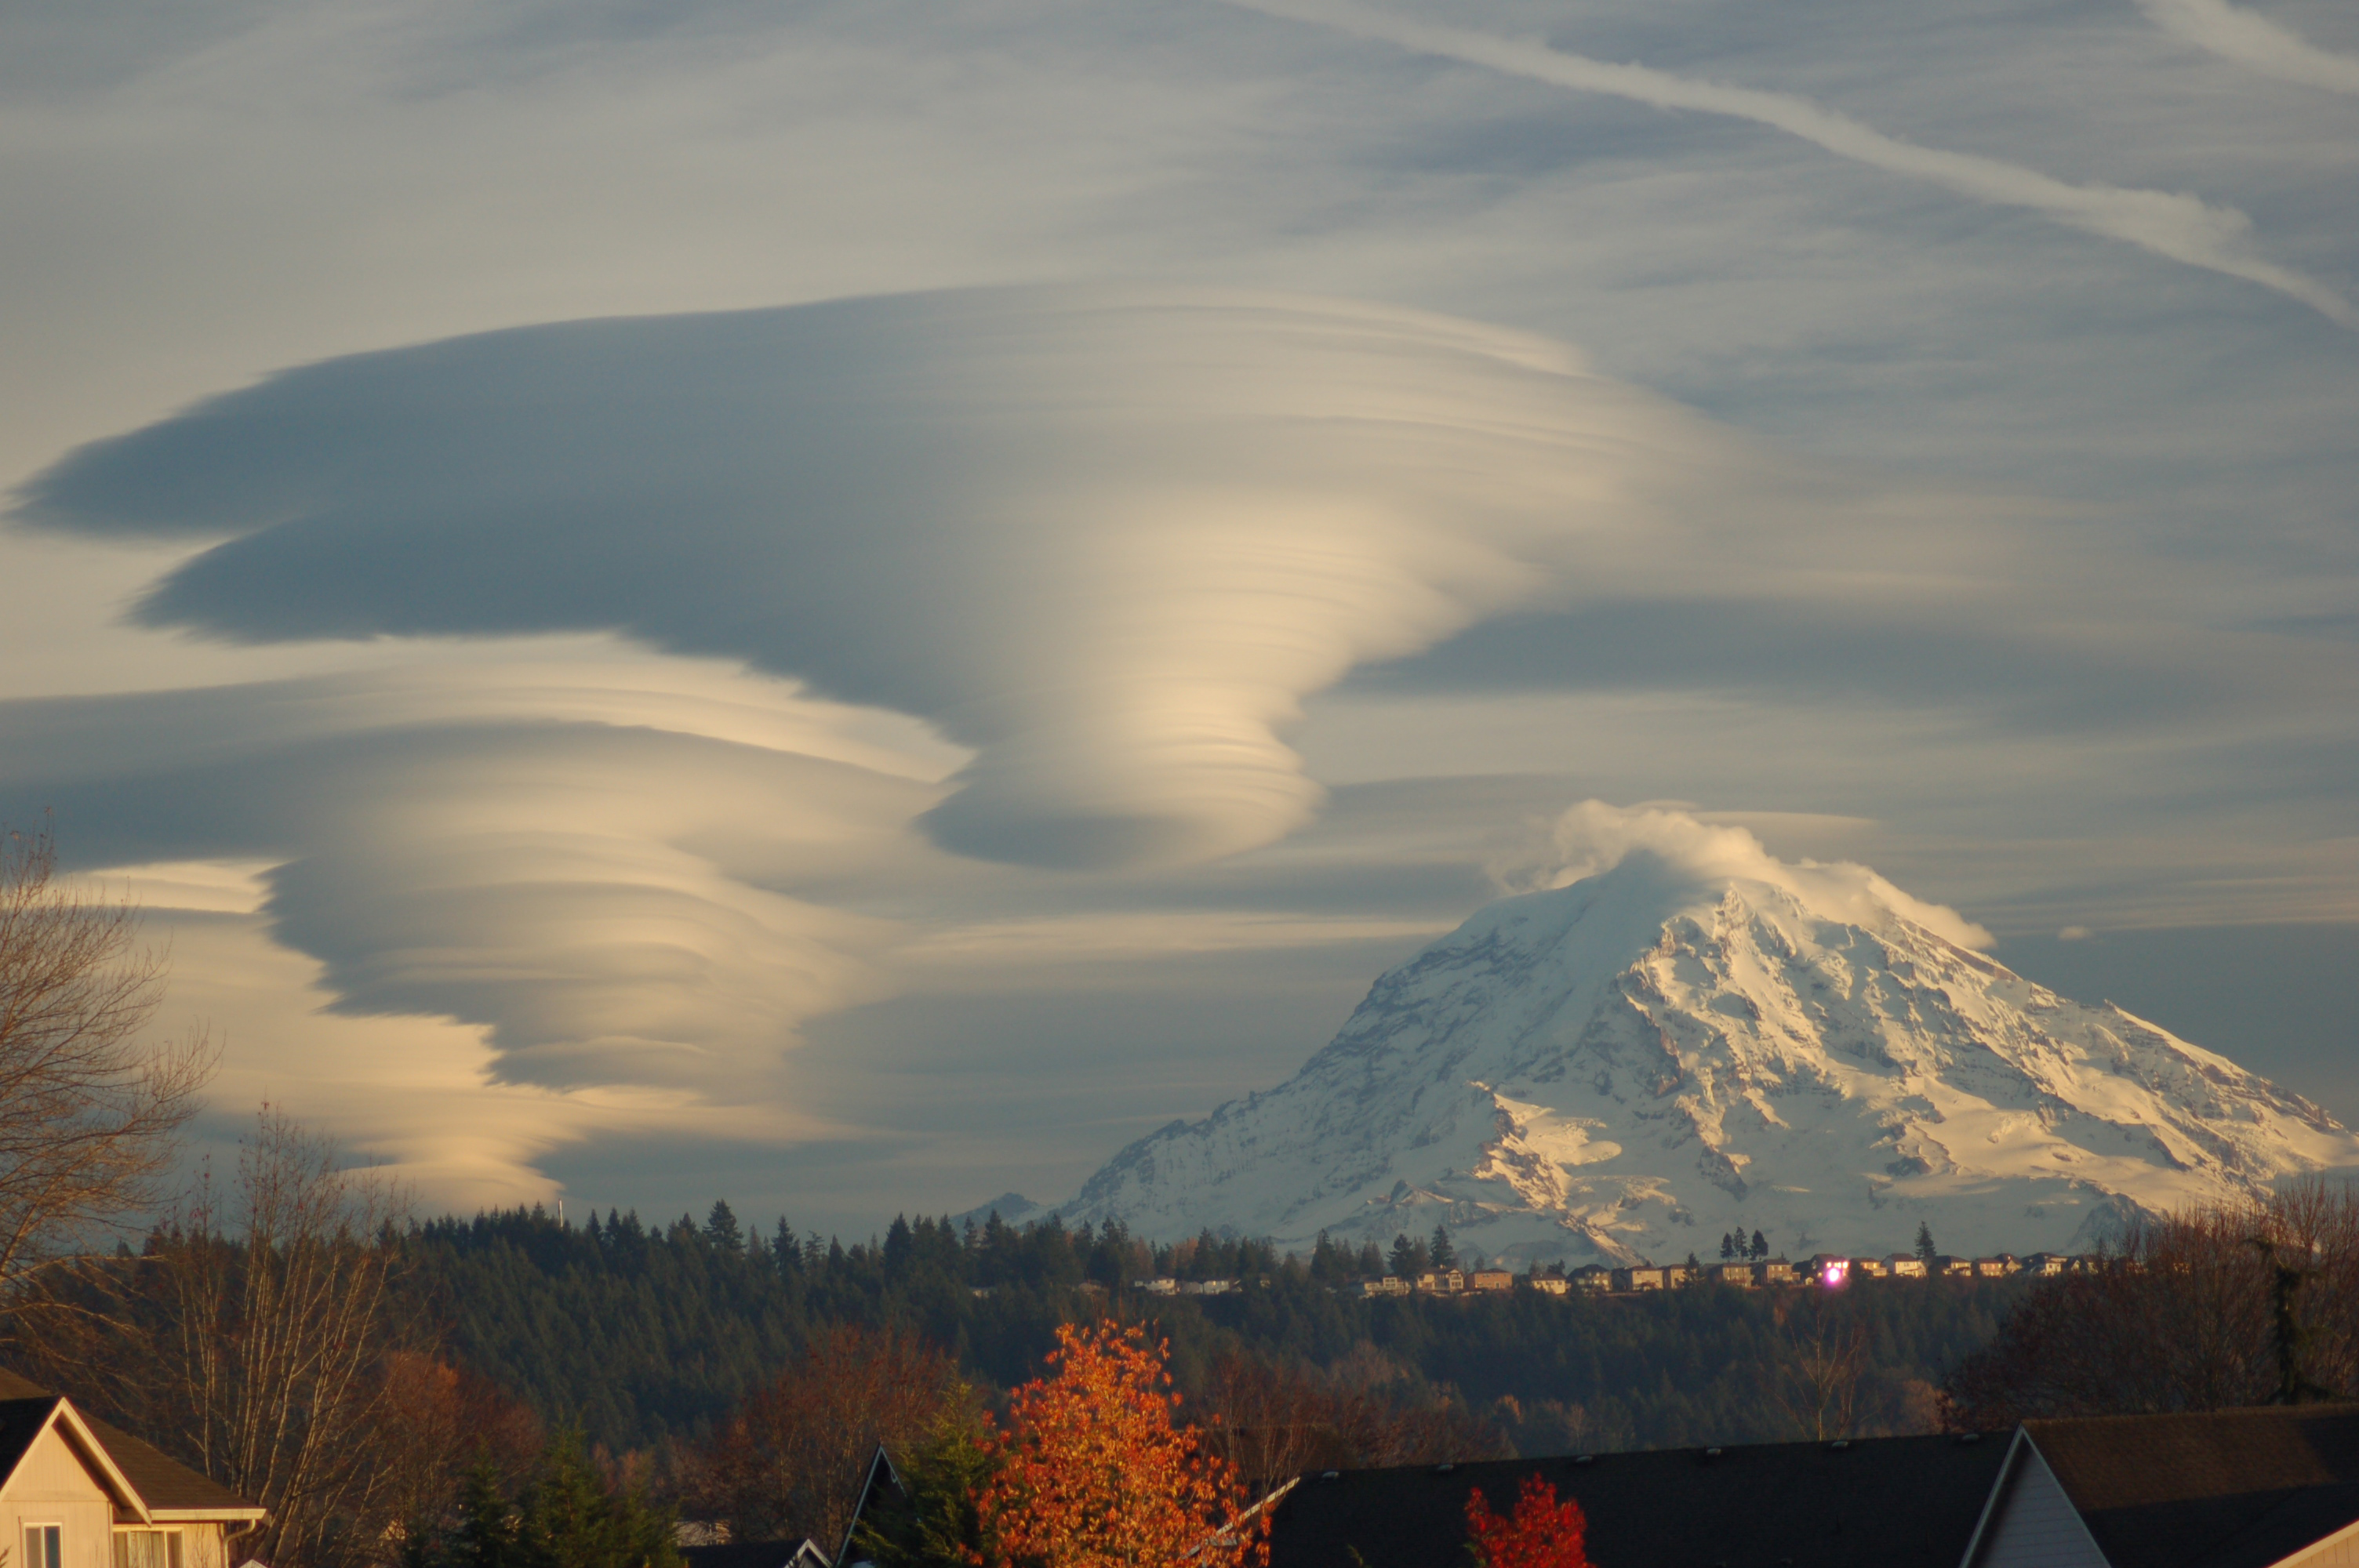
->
[20, 289, 1827, 871]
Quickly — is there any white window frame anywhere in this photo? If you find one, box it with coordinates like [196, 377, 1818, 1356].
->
[109, 1528, 186, 1568]
[24, 1522, 63, 1568]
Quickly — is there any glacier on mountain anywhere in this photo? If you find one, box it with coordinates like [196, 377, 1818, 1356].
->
[1054, 806, 2359, 1265]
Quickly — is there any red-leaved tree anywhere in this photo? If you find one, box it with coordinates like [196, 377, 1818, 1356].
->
[1465, 1475, 1591, 1568]
[972, 1320, 1269, 1568]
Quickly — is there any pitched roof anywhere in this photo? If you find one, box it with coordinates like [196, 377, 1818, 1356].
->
[2023, 1406, 2359, 1568]
[1267, 1432, 2013, 1568]
[0, 1368, 263, 1520]
[0, 1392, 150, 1519]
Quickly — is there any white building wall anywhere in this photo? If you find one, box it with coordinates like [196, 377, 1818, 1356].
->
[1972, 1443, 2110, 1568]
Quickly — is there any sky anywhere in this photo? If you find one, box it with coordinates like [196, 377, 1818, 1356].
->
[1, 0, 2354, 1239]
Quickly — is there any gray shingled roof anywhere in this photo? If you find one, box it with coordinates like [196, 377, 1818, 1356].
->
[1267, 1432, 2012, 1568]
[0, 1367, 260, 1517]
[2026, 1406, 2359, 1568]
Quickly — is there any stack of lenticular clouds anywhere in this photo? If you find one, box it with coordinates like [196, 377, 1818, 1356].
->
[0, 285, 2066, 1183]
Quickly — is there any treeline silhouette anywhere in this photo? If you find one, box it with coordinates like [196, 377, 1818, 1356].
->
[407, 1202, 2020, 1456]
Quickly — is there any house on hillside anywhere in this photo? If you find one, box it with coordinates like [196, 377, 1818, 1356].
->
[1567, 1265, 1613, 1293]
[0, 1371, 264, 1568]
[1467, 1270, 1513, 1293]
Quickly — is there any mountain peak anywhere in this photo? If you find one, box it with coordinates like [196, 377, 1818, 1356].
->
[1060, 806, 2358, 1264]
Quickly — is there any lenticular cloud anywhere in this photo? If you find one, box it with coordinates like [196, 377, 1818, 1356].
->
[19, 287, 1798, 869]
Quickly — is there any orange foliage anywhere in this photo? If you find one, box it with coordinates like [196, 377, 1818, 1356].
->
[973, 1321, 1270, 1568]
[1464, 1474, 1591, 1568]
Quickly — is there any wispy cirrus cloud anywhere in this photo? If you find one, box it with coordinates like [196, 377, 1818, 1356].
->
[1225, 0, 2357, 326]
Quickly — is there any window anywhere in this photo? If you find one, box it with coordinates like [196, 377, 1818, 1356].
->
[24, 1525, 60, 1568]
[111, 1531, 185, 1568]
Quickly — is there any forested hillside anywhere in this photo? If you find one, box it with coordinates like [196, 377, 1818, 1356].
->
[407, 1203, 2022, 1456]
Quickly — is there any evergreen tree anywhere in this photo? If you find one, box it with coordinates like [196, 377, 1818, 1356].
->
[1719, 1232, 1737, 1261]
[1749, 1229, 1768, 1261]
[1916, 1221, 1938, 1265]
[705, 1200, 743, 1252]
[434, 1460, 519, 1568]
[1430, 1225, 1458, 1272]
[1355, 1240, 1385, 1278]
[1389, 1233, 1429, 1277]
[852, 1410, 996, 1568]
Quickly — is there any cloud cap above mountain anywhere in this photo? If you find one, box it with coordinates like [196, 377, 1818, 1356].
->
[1062, 803, 2359, 1262]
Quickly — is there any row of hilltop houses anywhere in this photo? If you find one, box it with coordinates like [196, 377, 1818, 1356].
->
[1126, 1252, 2103, 1301]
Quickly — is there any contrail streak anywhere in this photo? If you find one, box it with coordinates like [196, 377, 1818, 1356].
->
[2135, 0, 2359, 94]
[1227, 0, 2357, 327]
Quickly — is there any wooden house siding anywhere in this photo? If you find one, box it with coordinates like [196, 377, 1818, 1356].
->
[0, 1424, 122, 1568]
[1971, 1440, 2112, 1568]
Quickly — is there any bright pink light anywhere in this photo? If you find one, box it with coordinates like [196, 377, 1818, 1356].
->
[1820, 1260, 1849, 1287]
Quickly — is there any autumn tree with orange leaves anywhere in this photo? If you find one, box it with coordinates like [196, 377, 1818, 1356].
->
[1464, 1475, 1591, 1568]
[972, 1320, 1269, 1568]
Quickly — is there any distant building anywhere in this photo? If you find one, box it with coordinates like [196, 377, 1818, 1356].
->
[1754, 1258, 1797, 1286]
[1467, 1270, 1514, 1292]
[1663, 1262, 1697, 1289]
[1141, 1276, 1178, 1294]
[1612, 1265, 1668, 1291]
[1887, 1255, 1928, 1277]
[1972, 1258, 2016, 1278]
[1360, 1276, 1409, 1297]
[1412, 1269, 1463, 1294]
[1933, 1255, 1977, 1279]
[1567, 1265, 1614, 1293]
[1529, 1275, 1571, 1296]
[1852, 1256, 1889, 1277]
[1703, 1261, 1755, 1288]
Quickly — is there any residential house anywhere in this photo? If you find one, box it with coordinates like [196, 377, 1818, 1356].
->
[1466, 1271, 1514, 1293]
[1566, 1265, 1614, 1293]
[1263, 1405, 2359, 1568]
[2019, 1253, 2072, 1276]
[1964, 1406, 2359, 1568]
[1972, 1258, 2017, 1279]
[1888, 1254, 1929, 1277]
[1612, 1265, 1668, 1291]
[1754, 1258, 1797, 1286]
[1703, 1262, 1755, 1288]
[1528, 1276, 1570, 1296]
[681, 1542, 833, 1568]
[1852, 1256, 1889, 1278]
[1412, 1270, 1463, 1294]
[1661, 1263, 1697, 1289]
[1265, 1430, 2012, 1568]
[0, 1372, 264, 1568]
[1358, 1276, 1408, 1298]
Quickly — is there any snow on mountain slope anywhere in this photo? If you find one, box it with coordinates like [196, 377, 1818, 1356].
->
[1057, 807, 2359, 1264]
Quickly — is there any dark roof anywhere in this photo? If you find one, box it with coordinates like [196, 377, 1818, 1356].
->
[680, 1542, 828, 1568]
[0, 1367, 260, 1516]
[1268, 1433, 2012, 1568]
[2026, 1406, 2359, 1568]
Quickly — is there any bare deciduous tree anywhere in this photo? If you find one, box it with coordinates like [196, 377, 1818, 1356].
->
[1769, 1308, 1867, 1441]
[24, 1109, 416, 1568]
[1941, 1180, 2359, 1428]
[684, 1324, 967, 1550]
[0, 824, 213, 1291]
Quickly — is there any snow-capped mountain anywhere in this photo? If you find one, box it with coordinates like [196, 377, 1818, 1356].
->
[1055, 810, 2359, 1265]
